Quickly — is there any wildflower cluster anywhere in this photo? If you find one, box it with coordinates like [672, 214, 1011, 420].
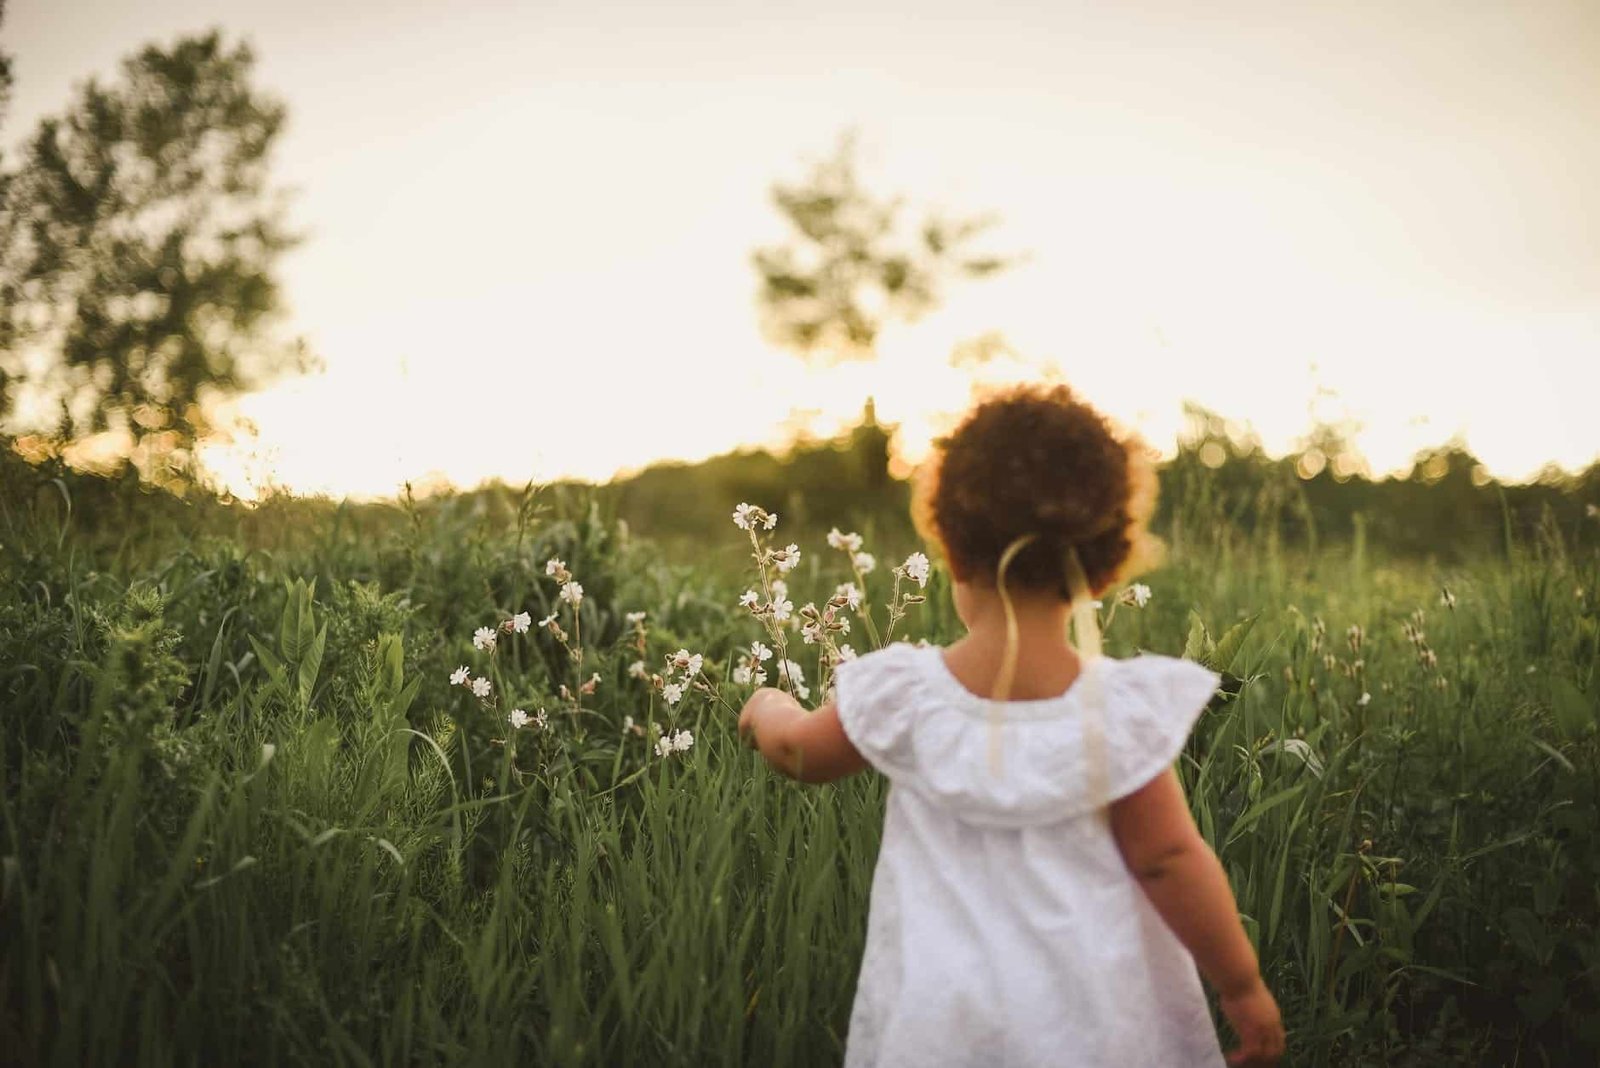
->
[732, 641, 773, 686]
[1401, 608, 1441, 673]
[540, 558, 583, 661]
[654, 727, 695, 758]
[730, 507, 926, 703]
[449, 664, 494, 700]
[442, 550, 713, 781]
[508, 707, 548, 731]
[654, 647, 707, 707]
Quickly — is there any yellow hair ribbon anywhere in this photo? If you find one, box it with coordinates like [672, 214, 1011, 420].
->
[989, 534, 1037, 776]
[1064, 546, 1109, 817]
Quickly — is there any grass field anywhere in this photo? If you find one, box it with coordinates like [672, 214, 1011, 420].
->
[1, 473, 1597, 1065]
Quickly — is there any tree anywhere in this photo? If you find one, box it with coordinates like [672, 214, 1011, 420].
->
[0, 31, 308, 481]
[0, 1, 13, 204]
[752, 132, 1015, 365]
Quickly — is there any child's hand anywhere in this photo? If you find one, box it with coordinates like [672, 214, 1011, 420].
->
[1220, 978, 1285, 1066]
[737, 687, 783, 748]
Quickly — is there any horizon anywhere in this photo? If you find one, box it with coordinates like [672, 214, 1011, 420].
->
[5, 0, 1599, 499]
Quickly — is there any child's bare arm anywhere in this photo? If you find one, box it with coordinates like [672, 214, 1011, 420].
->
[737, 687, 868, 783]
[1111, 768, 1285, 1066]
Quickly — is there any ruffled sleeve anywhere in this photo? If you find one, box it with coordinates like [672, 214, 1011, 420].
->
[1097, 654, 1221, 803]
[835, 646, 1219, 827]
[833, 643, 926, 780]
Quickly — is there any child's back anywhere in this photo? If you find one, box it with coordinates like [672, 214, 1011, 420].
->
[834, 642, 1223, 1067]
[739, 384, 1284, 1066]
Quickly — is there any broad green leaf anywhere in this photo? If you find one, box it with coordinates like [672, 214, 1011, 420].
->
[1184, 611, 1211, 662]
[1209, 613, 1259, 672]
[297, 622, 327, 707]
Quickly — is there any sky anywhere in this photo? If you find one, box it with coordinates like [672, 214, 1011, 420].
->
[6, 0, 1599, 498]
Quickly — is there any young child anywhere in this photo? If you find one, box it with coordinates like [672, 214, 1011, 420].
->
[738, 385, 1285, 1067]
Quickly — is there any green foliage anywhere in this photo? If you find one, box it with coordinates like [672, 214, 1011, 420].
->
[752, 131, 1015, 364]
[0, 31, 308, 481]
[1, 455, 1598, 1064]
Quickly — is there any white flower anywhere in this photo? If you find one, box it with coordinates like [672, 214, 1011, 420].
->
[775, 544, 802, 574]
[670, 649, 704, 678]
[837, 644, 858, 662]
[732, 502, 758, 530]
[449, 666, 470, 687]
[623, 715, 636, 732]
[733, 664, 753, 685]
[470, 677, 492, 699]
[771, 598, 794, 623]
[852, 552, 876, 574]
[625, 610, 647, 624]
[1357, 692, 1371, 707]
[801, 621, 822, 645]
[560, 581, 584, 606]
[901, 552, 931, 588]
[1121, 583, 1152, 608]
[827, 528, 863, 553]
[753, 667, 769, 686]
[473, 626, 498, 651]
[763, 511, 778, 530]
[545, 557, 566, 576]
[656, 735, 675, 757]
[672, 729, 694, 752]
[751, 641, 772, 662]
[771, 579, 788, 601]
[509, 708, 531, 729]
[663, 682, 685, 706]
[739, 589, 760, 609]
[511, 611, 532, 634]
[779, 659, 806, 684]
[835, 582, 862, 610]
[629, 660, 648, 679]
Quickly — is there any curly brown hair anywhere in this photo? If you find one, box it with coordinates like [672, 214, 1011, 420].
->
[911, 383, 1161, 599]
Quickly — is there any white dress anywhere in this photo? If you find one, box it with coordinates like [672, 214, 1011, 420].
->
[832, 643, 1227, 1068]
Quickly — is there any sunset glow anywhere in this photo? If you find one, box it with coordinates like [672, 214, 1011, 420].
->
[8, 1, 1597, 499]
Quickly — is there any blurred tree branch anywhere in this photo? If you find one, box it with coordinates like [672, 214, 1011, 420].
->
[0, 29, 313, 484]
[752, 131, 1019, 365]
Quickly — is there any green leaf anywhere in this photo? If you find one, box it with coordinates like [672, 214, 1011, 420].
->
[296, 622, 326, 707]
[1183, 611, 1212, 662]
[199, 605, 238, 708]
[1226, 783, 1306, 846]
[1208, 614, 1258, 673]
[279, 578, 317, 661]
[371, 837, 404, 867]
[1531, 737, 1575, 773]
[247, 633, 286, 690]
